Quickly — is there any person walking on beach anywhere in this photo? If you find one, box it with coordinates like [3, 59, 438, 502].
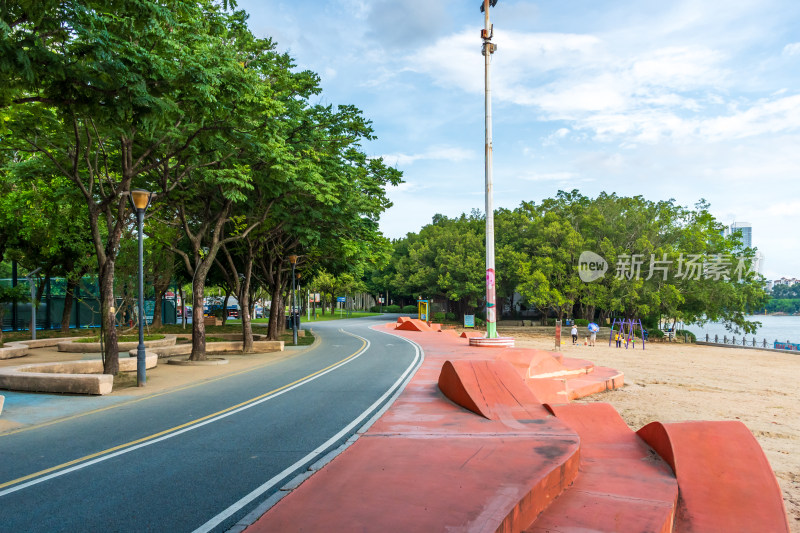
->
[588, 322, 599, 346]
[571, 324, 578, 345]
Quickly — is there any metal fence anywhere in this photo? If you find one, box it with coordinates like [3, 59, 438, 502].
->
[702, 333, 797, 350]
[1, 276, 177, 331]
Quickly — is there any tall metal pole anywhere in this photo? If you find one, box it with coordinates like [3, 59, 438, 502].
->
[291, 262, 298, 346]
[27, 268, 42, 339]
[483, 0, 498, 338]
[136, 207, 146, 386]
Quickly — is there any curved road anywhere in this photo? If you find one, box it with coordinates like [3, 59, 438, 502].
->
[0, 316, 420, 532]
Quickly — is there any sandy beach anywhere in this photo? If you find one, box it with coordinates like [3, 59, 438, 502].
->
[510, 329, 800, 530]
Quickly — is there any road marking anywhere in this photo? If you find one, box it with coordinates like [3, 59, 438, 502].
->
[192, 329, 423, 533]
[0, 339, 322, 438]
[0, 335, 361, 496]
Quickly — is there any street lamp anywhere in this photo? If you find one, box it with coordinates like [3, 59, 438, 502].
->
[130, 189, 154, 386]
[288, 255, 298, 346]
[481, 0, 499, 339]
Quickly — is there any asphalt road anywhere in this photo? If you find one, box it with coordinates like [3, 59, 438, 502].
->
[0, 316, 421, 532]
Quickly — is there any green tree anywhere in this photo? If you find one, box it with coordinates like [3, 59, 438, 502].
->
[1, 1, 277, 371]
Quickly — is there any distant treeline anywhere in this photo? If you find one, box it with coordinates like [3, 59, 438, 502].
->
[764, 298, 800, 314]
[366, 191, 768, 334]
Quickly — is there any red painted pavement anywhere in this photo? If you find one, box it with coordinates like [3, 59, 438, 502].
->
[637, 420, 790, 532]
[246, 324, 786, 532]
[526, 403, 679, 533]
[249, 327, 581, 532]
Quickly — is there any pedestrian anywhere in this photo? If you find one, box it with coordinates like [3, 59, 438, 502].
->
[588, 322, 599, 346]
[571, 324, 578, 345]
[615, 331, 621, 348]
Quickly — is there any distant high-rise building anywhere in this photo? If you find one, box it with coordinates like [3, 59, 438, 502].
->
[729, 221, 752, 249]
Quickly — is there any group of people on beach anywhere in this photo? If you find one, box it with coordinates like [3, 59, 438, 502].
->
[569, 322, 642, 348]
[570, 323, 599, 346]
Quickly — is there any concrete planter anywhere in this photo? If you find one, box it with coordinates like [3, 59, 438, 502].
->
[57, 335, 177, 353]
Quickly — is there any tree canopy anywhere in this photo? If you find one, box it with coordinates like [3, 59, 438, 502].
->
[378, 191, 768, 333]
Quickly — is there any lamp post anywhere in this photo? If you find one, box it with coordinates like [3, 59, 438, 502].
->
[481, 0, 499, 339]
[296, 273, 302, 322]
[130, 189, 153, 387]
[288, 255, 298, 346]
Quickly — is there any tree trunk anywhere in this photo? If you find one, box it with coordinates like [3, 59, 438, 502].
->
[191, 276, 208, 360]
[221, 289, 231, 326]
[179, 284, 187, 329]
[100, 260, 119, 375]
[267, 288, 282, 340]
[61, 276, 79, 332]
[151, 288, 164, 329]
[240, 259, 254, 353]
[278, 292, 286, 335]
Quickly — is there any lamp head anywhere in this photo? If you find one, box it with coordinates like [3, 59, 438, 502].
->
[130, 189, 153, 211]
[288, 255, 298, 265]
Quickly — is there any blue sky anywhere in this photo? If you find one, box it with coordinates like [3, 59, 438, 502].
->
[238, 0, 800, 279]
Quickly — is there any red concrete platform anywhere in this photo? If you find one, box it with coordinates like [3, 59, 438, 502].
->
[247, 325, 788, 532]
[250, 327, 581, 532]
[638, 420, 790, 533]
[468, 335, 516, 347]
[526, 403, 678, 533]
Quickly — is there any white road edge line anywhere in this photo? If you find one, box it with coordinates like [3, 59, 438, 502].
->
[227, 329, 424, 533]
[195, 328, 423, 533]
[0, 333, 372, 499]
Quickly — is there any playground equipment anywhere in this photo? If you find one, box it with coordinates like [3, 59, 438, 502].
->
[609, 318, 645, 349]
[417, 299, 429, 322]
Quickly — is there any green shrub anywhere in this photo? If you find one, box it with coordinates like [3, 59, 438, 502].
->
[475, 317, 485, 327]
[648, 328, 665, 339]
[433, 312, 446, 322]
[446, 312, 456, 321]
[401, 305, 417, 314]
[369, 305, 381, 313]
[574, 319, 589, 327]
[386, 304, 402, 313]
[675, 329, 696, 342]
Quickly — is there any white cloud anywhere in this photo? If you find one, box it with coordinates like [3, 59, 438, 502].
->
[377, 146, 476, 166]
[782, 42, 800, 56]
[766, 200, 800, 216]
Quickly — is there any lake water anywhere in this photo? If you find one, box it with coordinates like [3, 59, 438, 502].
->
[684, 315, 800, 343]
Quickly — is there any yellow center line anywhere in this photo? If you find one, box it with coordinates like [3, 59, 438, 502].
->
[0, 338, 323, 438]
[0, 336, 364, 492]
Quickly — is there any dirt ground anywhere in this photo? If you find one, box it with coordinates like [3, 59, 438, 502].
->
[509, 329, 800, 530]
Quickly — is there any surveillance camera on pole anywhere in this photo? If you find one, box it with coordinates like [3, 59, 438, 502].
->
[481, 0, 498, 339]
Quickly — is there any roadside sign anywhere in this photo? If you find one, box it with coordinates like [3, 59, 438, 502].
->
[337, 296, 346, 303]
[464, 314, 475, 328]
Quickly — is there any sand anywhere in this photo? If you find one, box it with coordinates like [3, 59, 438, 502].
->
[509, 329, 800, 531]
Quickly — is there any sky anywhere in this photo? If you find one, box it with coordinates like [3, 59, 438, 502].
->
[237, 0, 800, 279]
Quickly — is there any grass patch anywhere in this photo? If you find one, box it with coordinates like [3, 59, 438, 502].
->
[227, 311, 382, 325]
[113, 372, 138, 389]
[74, 334, 165, 343]
[2, 328, 116, 343]
[155, 324, 245, 334]
[279, 332, 315, 346]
